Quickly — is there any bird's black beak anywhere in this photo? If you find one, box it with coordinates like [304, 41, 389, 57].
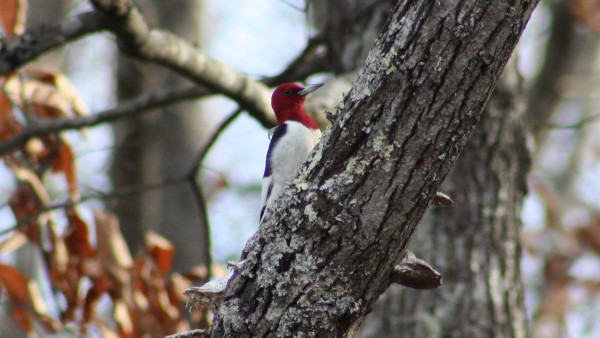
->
[298, 83, 324, 96]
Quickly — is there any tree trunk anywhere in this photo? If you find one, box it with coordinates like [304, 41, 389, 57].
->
[361, 59, 530, 338]
[209, 1, 539, 337]
[110, 0, 210, 272]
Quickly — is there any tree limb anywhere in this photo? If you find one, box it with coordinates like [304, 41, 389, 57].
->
[263, 33, 329, 86]
[89, 0, 275, 127]
[184, 279, 228, 311]
[3, 107, 242, 239]
[0, 85, 211, 156]
[185, 107, 244, 283]
[0, 12, 108, 75]
[1, 0, 277, 129]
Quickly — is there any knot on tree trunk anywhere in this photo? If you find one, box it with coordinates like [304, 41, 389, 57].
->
[391, 250, 442, 290]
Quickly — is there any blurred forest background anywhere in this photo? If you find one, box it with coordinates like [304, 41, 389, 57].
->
[0, 0, 599, 337]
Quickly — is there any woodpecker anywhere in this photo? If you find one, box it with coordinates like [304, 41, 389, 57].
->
[259, 83, 323, 223]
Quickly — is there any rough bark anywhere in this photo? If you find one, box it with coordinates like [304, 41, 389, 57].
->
[209, 1, 538, 337]
[361, 59, 530, 338]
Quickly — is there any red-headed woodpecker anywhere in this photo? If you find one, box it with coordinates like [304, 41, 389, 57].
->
[259, 83, 323, 223]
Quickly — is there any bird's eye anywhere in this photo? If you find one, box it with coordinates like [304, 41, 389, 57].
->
[283, 88, 292, 95]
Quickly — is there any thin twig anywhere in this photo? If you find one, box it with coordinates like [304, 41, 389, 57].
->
[263, 33, 327, 86]
[185, 107, 243, 283]
[188, 107, 244, 179]
[2, 108, 244, 255]
[0, 175, 188, 236]
[544, 113, 600, 129]
[0, 12, 108, 75]
[90, 0, 275, 127]
[0, 85, 211, 156]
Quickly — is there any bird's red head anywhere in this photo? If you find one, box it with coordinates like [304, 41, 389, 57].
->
[271, 83, 323, 129]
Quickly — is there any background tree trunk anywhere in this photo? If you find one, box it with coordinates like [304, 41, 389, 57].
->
[110, 0, 210, 273]
[209, 1, 539, 337]
[361, 59, 530, 338]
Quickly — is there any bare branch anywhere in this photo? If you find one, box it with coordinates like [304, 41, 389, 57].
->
[0, 12, 108, 75]
[0, 173, 189, 236]
[544, 113, 600, 129]
[188, 107, 244, 179]
[3, 106, 243, 241]
[184, 107, 243, 282]
[263, 33, 328, 86]
[0, 85, 211, 156]
[89, 0, 275, 128]
[2, 0, 276, 129]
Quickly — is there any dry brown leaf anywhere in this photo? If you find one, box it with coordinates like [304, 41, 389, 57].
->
[145, 231, 175, 276]
[24, 67, 88, 117]
[133, 288, 149, 311]
[0, 266, 37, 333]
[4, 70, 88, 119]
[582, 280, 600, 293]
[10, 162, 52, 206]
[0, 0, 27, 36]
[48, 224, 69, 284]
[65, 208, 94, 259]
[580, 213, 600, 254]
[529, 176, 562, 231]
[535, 282, 569, 324]
[24, 137, 45, 159]
[0, 263, 29, 304]
[114, 299, 135, 338]
[27, 280, 49, 318]
[543, 254, 572, 285]
[156, 286, 180, 322]
[169, 273, 192, 302]
[94, 210, 133, 287]
[11, 308, 32, 334]
[83, 277, 113, 324]
[182, 265, 208, 281]
[5, 78, 70, 118]
[132, 257, 150, 310]
[37, 313, 63, 333]
[8, 183, 44, 242]
[0, 92, 22, 141]
[95, 319, 121, 338]
[0, 231, 28, 253]
[50, 141, 79, 201]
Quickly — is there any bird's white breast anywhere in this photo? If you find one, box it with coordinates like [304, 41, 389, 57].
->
[259, 121, 321, 222]
[270, 121, 321, 185]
